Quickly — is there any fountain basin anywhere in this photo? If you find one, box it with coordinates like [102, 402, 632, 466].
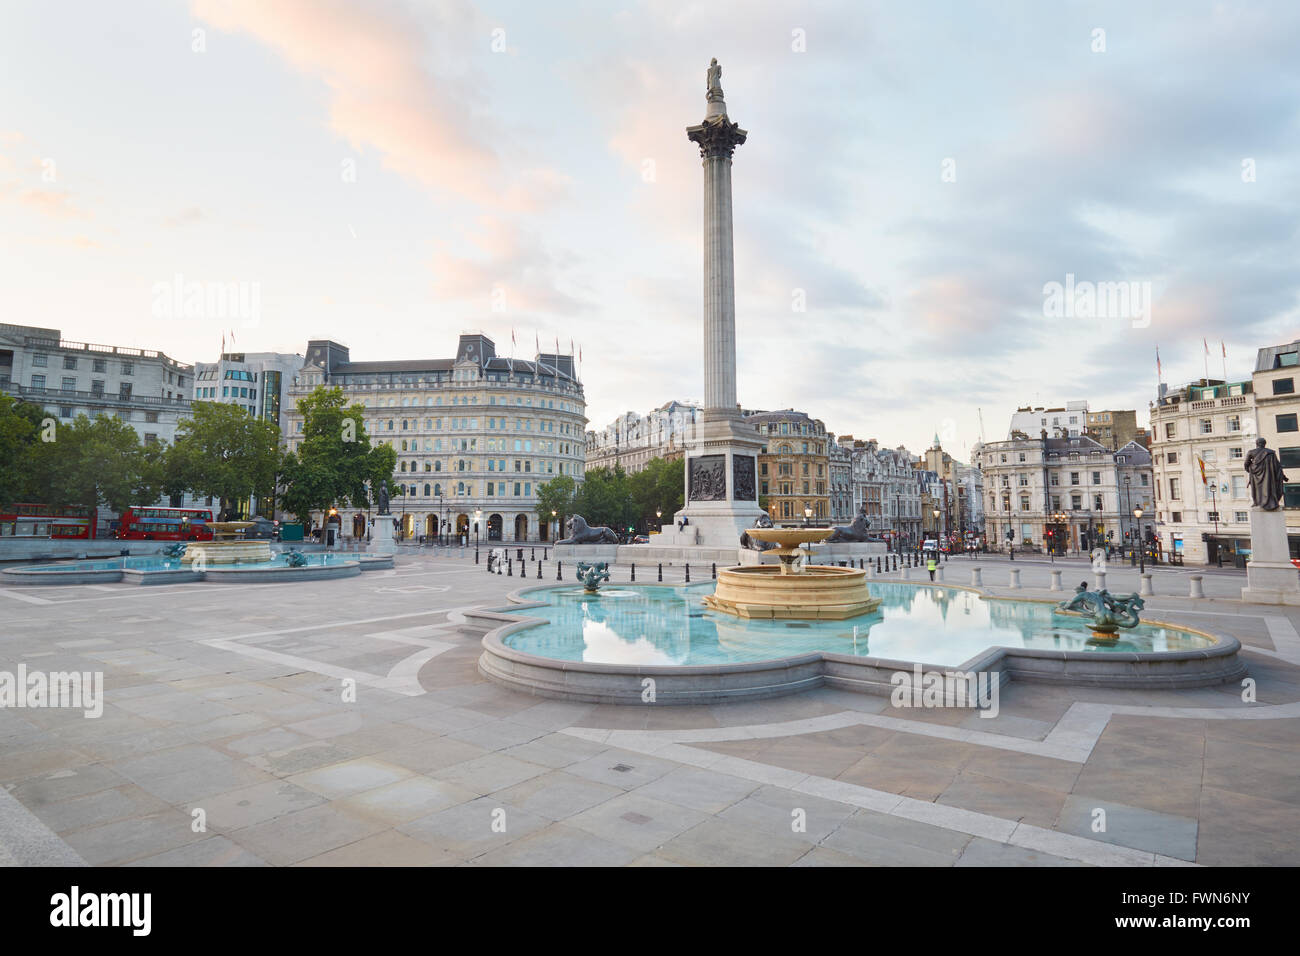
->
[462, 582, 1246, 704]
[704, 565, 882, 619]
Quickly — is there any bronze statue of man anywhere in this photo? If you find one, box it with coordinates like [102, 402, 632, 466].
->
[1244, 437, 1287, 511]
[376, 479, 391, 515]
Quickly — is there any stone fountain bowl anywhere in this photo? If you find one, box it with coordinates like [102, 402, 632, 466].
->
[745, 528, 833, 554]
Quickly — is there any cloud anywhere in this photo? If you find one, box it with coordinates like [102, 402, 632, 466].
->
[190, 0, 565, 212]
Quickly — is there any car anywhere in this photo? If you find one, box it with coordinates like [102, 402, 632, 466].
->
[631, 534, 649, 544]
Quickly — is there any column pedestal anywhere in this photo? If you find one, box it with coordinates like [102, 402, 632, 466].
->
[1241, 506, 1300, 604]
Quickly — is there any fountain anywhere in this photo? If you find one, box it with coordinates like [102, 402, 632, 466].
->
[180, 521, 273, 565]
[703, 528, 882, 620]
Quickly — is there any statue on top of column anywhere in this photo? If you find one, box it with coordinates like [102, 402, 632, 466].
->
[706, 58, 723, 100]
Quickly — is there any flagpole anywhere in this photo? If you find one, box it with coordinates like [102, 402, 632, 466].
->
[1221, 341, 1227, 381]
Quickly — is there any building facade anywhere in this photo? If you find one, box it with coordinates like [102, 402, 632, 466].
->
[1252, 339, 1300, 557]
[192, 350, 304, 438]
[1008, 400, 1089, 439]
[745, 409, 830, 523]
[286, 333, 586, 543]
[1085, 408, 1146, 450]
[828, 437, 853, 523]
[1, 323, 193, 448]
[584, 400, 699, 474]
[975, 433, 1153, 554]
[1149, 378, 1254, 564]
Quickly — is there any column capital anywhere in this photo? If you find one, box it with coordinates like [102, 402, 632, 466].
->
[687, 116, 748, 160]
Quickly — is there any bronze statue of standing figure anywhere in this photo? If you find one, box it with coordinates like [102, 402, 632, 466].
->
[1245, 438, 1287, 511]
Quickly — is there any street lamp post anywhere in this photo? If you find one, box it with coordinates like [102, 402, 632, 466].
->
[474, 507, 482, 553]
[803, 505, 812, 528]
[1124, 476, 1133, 565]
[552, 509, 558, 544]
[1134, 506, 1145, 573]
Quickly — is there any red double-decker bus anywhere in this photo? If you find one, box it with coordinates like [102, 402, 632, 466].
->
[0, 503, 98, 539]
[115, 506, 214, 541]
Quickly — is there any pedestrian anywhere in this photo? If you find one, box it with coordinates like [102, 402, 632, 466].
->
[927, 554, 937, 581]
[1009, 544, 1015, 561]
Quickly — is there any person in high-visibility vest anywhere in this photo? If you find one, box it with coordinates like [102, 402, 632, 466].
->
[927, 555, 937, 581]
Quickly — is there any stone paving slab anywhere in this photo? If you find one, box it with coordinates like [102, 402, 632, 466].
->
[3, 553, 1299, 866]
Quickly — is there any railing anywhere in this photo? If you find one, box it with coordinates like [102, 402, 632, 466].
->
[3, 384, 192, 408]
[22, 336, 190, 368]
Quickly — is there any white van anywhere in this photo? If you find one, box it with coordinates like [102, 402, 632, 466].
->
[922, 539, 939, 552]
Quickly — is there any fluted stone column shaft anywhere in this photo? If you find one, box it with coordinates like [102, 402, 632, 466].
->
[702, 153, 736, 414]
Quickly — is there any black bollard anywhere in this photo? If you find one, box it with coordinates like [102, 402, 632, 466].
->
[556, 560, 562, 581]
[507, 558, 512, 577]
[544, 548, 548, 560]
[876, 557, 882, 573]
[517, 548, 523, 562]
[536, 560, 542, 579]
[531, 547, 535, 560]
[631, 564, 636, 581]
[711, 563, 716, 579]
[658, 563, 663, 582]
[475, 548, 479, 564]
[685, 563, 690, 583]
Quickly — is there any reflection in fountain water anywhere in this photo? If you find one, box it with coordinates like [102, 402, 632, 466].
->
[504, 583, 1214, 667]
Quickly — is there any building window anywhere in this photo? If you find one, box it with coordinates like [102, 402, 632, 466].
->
[1278, 414, 1299, 433]
[1172, 512, 1182, 524]
[1167, 451, 1178, 464]
[1274, 378, 1295, 395]
[1019, 496, 1029, 511]
[63, 355, 77, 370]
[1231, 475, 1246, 498]
[1169, 477, 1181, 500]
[1199, 418, 1213, 434]
[1092, 471, 1101, 484]
[1070, 472, 1079, 485]
[30, 374, 45, 389]
[1071, 495, 1081, 509]
[1165, 423, 1176, 438]
[32, 353, 47, 367]
[61, 377, 76, 391]
[1286, 485, 1300, 509]
[1094, 494, 1103, 511]
[59, 406, 72, 418]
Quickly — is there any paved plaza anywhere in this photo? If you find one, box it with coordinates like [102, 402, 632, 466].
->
[1, 550, 1297, 867]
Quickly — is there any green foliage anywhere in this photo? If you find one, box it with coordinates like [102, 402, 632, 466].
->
[534, 473, 576, 530]
[278, 386, 396, 524]
[572, 466, 636, 532]
[0, 395, 46, 505]
[627, 456, 684, 529]
[166, 401, 281, 517]
[22, 413, 163, 513]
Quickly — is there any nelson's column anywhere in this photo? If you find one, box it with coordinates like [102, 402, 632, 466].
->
[666, 58, 766, 548]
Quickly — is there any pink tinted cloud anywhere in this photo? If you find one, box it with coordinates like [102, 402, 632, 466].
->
[191, 0, 562, 211]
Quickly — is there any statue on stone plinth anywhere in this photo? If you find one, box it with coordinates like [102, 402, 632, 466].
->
[827, 507, 872, 543]
[376, 479, 391, 515]
[706, 58, 722, 98]
[1245, 438, 1287, 510]
[558, 515, 618, 544]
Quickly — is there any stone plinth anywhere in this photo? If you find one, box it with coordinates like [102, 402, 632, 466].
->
[1242, 506, 1300, 604]
[370, 518, 396, 555]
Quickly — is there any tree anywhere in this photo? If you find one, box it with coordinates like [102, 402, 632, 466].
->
[572, 466, 636, 533]
[627, 457, 684, 531]
[166, 401, 281, 518]
[278, 386, 396, 525]
[0, 395, 46, 505]
[24, 413, 163, 513]
[535, 474, 576, 537]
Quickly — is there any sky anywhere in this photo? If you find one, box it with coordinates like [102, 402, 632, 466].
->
[2, 0, 1298, 461]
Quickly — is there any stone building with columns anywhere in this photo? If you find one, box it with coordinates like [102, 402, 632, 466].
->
[585, 400, 700, 474]
[285, 332, 586, 544]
